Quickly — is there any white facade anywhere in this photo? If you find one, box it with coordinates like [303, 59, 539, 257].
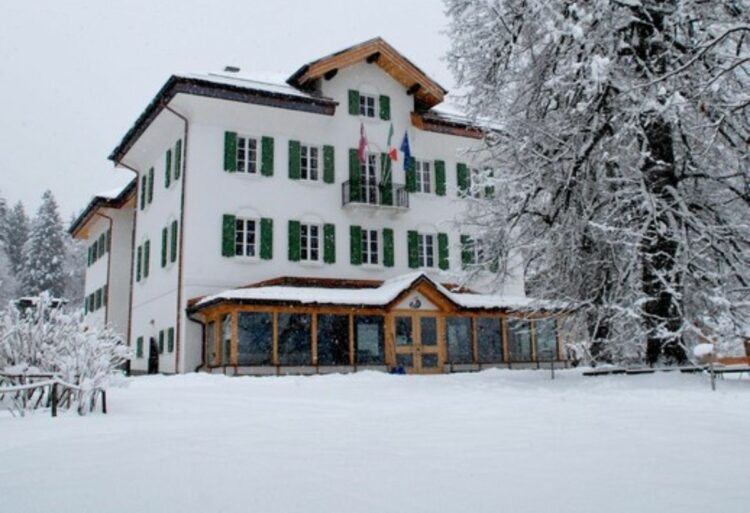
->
[91, 40, 527, 374]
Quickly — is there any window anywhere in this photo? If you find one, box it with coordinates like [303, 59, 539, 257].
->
[359, 93, 376, 117]
[317, 315, 350, 366]
[234, 218, 257, 257]
[359, 152, 379, 204]
[361, 229, 379, 265]
[421, 317, 437, 346]
[535, 319, 558, 361]
[395, 317, 413, 346]
[136, 336, 144, 358]
[300, 144, 320, 181]
[508, 319, 532, 362]
[417, 233, 435, 268]
[206, 321, 216, 365]
[237, 312, 273, 365]
[300, 223, 320, 262]
[221, 314, 232, 365]
[446, 317, 473, 364]
[415, 160, 432, 193]
[236, 136, 258, 174]
[477, 317, 503, 363]
[278, 313, 312, 366]
[355, 315, 384, 365]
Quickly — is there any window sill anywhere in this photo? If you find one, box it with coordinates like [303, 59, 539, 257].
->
[298, 260, 325, 268]
[231, 256, 261, 264]
[361, 263, 384, 271]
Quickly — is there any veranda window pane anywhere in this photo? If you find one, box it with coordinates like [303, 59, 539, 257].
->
[446, 317, 472, 364]
[535, 319, 558, 361]
[508, 319, 532, 361]
[420, 317, 437, 346]
[237, 312, 273, 365]
[355, 315, 384, 365]
[278, 313, 312, 365]
[317, 314, 350, 366]
[395, 316, 412, 346]
[477, 317, 503, 363]
[221, 314, 232, 365]
[206, 321, 216, 365]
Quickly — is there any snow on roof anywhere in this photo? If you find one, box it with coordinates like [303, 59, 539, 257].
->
[95, 185, 128, 200]
[175, 70, 324, 100]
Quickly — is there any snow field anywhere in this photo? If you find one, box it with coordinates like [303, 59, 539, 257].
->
[1, 369, 748, 513]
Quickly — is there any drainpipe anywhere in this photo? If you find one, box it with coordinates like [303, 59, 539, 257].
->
[165, 104, 189, 374]
[93, 211, 114, 325]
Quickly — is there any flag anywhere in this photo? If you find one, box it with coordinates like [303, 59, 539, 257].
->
[358, 122, 368, 164]
[387, 123, 398, 161]
[400, 131, 412, 170]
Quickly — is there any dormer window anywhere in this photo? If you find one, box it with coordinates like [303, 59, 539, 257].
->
[348, 90, 390, 120]
[359, 93, 376, 118]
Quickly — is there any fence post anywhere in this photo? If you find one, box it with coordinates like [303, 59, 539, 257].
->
[51, 383, 58, 418]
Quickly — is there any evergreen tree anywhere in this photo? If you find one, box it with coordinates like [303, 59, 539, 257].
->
[6, 201, 29, 277]
[446, 0, 750, 364]
[20, 190, 67, 297]
[0, 192, 7, 247]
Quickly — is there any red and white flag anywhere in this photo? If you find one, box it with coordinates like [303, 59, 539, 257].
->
[358, 122, 368, 163]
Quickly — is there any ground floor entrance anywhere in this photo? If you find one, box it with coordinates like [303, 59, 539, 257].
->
[394, 314, 441, 373]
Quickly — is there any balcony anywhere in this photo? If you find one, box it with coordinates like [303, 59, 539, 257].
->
[341, 180, 409, 209]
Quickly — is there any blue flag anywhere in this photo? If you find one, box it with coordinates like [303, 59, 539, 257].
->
[400, 131, 412, 170]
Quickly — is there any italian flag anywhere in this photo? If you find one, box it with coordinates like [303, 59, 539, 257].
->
[387, 123, 398, 161]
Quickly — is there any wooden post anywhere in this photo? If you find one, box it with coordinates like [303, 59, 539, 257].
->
[51, 383, 58, 418]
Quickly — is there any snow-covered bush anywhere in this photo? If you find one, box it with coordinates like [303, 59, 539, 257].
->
[0, 292, 131, 415]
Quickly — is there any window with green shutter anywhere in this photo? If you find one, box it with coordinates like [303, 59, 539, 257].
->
[407, 231, 419, 269]
[136, 245, 142, 282]
[175, 139, 182, 180]
[288, 140, 301, 179]
[348, 90, 360, 115]
[379, 95, 391, 120]
[224, 132, 237, 172]
[170, 220, 178, 263]
[140, 176, 147, 210]
[136, 336, 144, 358]
[457, 163, 469, 195]
[323, 223, 335, 264]
[349, 149, 361, 201]
[165, 149, 172, 188]
[143, 240, 150, 278]
[159, 330, 164, 354]
[260, 218, 273, 260]
[288, 220, 301, 261]
[222, 214, 236, 257]
[438, 233, 449, 270]
[148, 167, 154, 204]
[261, 136, 274, 176]
[380, 153, 393, 206]
[323, 145, 335, 183]
[383, 228, 394, 267]
[350, 225, 362, 265]
[161, 227, 168, 267]
[168, 327, 175, 353]
[435, 160, 446, 196]
[95, 288, 102, 310]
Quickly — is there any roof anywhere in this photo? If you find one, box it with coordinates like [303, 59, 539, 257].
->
[288, 37, 448, 110]
[189, 272, 565, 314]
[69, 178, 136, 238]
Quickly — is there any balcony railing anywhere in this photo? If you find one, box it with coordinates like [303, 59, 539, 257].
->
[341, 180, 409, 209]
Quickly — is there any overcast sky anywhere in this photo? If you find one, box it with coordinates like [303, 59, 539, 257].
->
[0, 0, 453, 220]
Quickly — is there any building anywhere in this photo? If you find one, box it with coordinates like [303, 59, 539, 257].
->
[71, 38, 566, 375]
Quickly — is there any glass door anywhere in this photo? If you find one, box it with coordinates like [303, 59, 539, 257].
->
[394, 315, 441, 374]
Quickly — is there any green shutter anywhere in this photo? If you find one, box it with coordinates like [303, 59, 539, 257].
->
[348, 90, 360, 115]
[143, 240, 150, 278]
[95, 288, 102, 309]
[261, 136, 274, 176]
[350, 225, 362, 265]
[457, 163, 469, 194]
[461, 235, 474, 269]
[170, 220, 178, 263]
[288, 140, 301, 179]
[161, 227, 168, 267]
[224, 132, 237, 172]
[323, 223, 336, 264]
[136, 337, 144, 358]
[288, 220, 301, 261]
[222, 214, 236, 257]
[260, 218, 273, 260]
[438, 233, 449, 270]
[87, 246, 92, 266]
[380, 153, 393, 206]
[159, 330, 164, 354]
[435, 160, 446, 196]
[168, 327, 175, 353]
[405, 158, 417, 193]
[349, 149, 361, 202]
[140, 176, 147, 210]
[136, 245, 142, 282]
[383, 228, 394, 267]
[165, 150, 172, 188]
[379, 95, 391, 120]
[175, 139, 182, 180]
[148, 167, 154, 204]
[323, 145, 335, 183]
[407, 231, 419, 269]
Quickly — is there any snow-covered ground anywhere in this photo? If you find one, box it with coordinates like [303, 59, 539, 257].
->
[1, 369, 748, 513]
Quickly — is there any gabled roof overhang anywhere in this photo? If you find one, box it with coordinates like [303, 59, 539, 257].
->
[69, 179, 137, 238]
